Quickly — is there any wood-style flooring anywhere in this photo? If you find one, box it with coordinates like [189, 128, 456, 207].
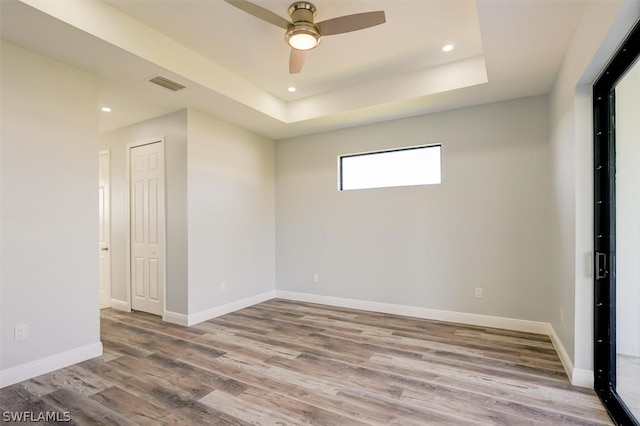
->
[1, 299, 613, 425]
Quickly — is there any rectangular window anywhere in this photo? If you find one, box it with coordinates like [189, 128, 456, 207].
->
[339, 144, 441, 191]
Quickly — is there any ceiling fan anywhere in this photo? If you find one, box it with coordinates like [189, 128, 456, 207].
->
[224, 0, 386, 74]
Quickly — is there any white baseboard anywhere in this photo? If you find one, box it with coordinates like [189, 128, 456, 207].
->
[548, 325, 577, 381]
[572, 368, 594, 388]
[547, 324, 594, 388]
[275, 290, 550, 335]
[110, 298, 129, 312]
[2, 292, 591, 390]
[276, 291, 594, 388]
[0, 342, 103, 389]
[164, 311, 189, 327]
[187, 290, 276, 326]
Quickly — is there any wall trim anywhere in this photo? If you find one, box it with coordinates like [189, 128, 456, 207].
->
[0, 342, 103, 389]
[276, 290, 550, 334]
[572, 368, 595, 388]
[548, 324, 577, 382]
[163, 311, 189, 327]
[110, 298, 130, 312]
[276, 290, 594, 388]
[2, 294, 592, 389]
[187, 290, 276, 326]
[547, 324, 594, 388]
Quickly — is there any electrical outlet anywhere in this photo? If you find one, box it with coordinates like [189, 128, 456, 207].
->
[14, 324, 28, 341]
[474, 288, 483, 298]
[220, 281, 227, 292]
[313, 273, 319, 283]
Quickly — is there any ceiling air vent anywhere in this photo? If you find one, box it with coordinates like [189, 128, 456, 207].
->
[149, 75, 186, 92]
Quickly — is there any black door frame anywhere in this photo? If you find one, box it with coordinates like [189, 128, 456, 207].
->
[593, 19, 640, 426]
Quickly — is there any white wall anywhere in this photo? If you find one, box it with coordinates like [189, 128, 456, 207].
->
[99, 110, 188, 314]
[276, 96, 551, 322]
[99, 109, 276, 323]
[548, 0, 639, 384]
[187, 109, 275, 319]
[2, 0, 637, 390]
[1, 42, 102, 386]
[616, 60, 640, 357]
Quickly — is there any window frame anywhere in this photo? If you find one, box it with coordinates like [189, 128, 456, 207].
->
[337, 143, 442, 191]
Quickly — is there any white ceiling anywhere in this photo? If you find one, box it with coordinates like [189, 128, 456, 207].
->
[1, 0, 588, 140]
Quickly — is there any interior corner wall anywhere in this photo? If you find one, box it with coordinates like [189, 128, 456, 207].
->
[548, 88, 578, 365]
[186, 109, 276, 318]
[548, 0, 638, 381]
[1, 42, 101, 380]
[276, 96, 551, 322]
[99, 110, 188, 315]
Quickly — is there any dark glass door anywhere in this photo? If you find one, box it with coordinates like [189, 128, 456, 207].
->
[593, 20, 640, 426]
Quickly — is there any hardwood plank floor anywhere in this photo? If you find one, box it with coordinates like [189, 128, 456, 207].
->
[0, 299, 613, 425]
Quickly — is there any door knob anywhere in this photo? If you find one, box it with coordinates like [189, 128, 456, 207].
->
[101, 247, 109, 251]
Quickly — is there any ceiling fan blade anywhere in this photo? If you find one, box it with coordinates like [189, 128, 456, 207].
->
[289, 49, 306, 74]
[317, 11, 385, 36]
[224, 0, 290, 29]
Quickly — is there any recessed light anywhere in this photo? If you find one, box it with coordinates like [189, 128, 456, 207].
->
[442, 44, 454, 52]
[101, 107, 112, 112]
[288, 86, 296, 92]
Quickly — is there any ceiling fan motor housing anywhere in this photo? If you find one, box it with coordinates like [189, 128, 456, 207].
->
[289, 2, 316, 23]
[285, 2, 321, 50]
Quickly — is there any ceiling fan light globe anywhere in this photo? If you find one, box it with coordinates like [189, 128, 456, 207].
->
[286, 25, 320, 50]
[288, 33, 318, 50]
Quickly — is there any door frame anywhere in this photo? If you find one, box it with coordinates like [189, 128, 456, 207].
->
[99, 149, 112, 308]
[593, 20, 640, 426]
[126, 137, 167, 316]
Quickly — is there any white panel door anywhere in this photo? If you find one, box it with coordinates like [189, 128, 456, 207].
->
[130, 141, 165, 316]
[98, 151, 111, 309]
